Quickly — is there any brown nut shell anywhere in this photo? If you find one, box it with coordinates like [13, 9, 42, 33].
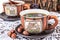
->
[11, 33, 16, 39]
[17, 27, 22, 33]
[23, 31, 29, 36]
[7, 31, 12, 37]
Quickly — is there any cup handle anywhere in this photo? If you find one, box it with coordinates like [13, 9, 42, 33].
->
[47, 15, 58, 29]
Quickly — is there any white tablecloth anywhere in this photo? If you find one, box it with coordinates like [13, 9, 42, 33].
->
[0, 12, 60, 40]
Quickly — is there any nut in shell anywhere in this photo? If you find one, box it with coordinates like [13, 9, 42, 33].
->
[11, 33, 17, 39]
[7, 31, 12, 37]
[23, 31, 29, 36]
[17, 27, 23, 33]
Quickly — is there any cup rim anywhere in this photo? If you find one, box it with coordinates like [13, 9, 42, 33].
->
[20, 9, 50, 16]
[11, 0, 25, 5]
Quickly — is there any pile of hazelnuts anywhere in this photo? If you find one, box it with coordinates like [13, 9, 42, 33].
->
[8, 24, 29, 39]
[17, 24, 29, 36]
[7, 30, 17, 39]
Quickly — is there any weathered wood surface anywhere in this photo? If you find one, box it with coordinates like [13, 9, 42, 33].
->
[11, 0, 59, 11]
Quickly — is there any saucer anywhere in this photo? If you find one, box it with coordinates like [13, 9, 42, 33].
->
[15, 24, 54, 39]
[0, 12, 20, 21]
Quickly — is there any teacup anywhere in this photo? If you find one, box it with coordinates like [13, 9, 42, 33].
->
[3, 1, 30, 16]
[20, 9, 58, 34]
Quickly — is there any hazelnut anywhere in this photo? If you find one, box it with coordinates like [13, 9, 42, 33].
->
[7, 31, 12, 37]
[17, 28, 22, 33]
[23, 31, 29, 36]
[11, 33, 16, 39]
